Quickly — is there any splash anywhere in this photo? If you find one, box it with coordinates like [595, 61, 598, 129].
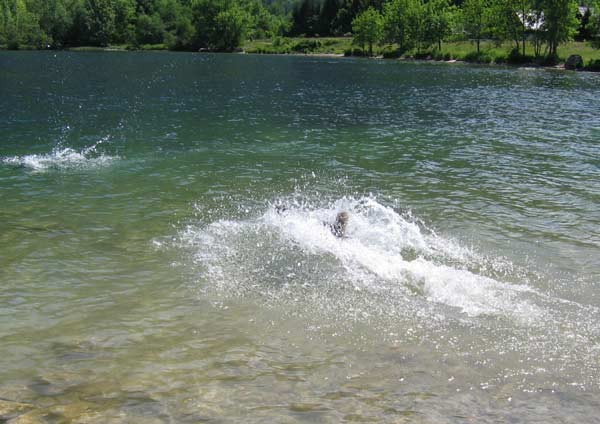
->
[2, 137, 117, 172]
[180, 196, 543, 322]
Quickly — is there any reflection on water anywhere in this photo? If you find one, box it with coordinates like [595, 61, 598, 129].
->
[1, 52, 599, 422]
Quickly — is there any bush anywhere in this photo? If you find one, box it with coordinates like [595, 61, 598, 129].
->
[136, 14, 165, 45]
[586, 59, 600, 72]
[494, 54, 507, 64]
[539, 54, 559, 66]
[343, 48, 367, 56]
[291, 39, 321, 53]
[382, 49, 401, 59]
[463, 51, 493, 63]
[139, 43, 167, 50]
[413, 52, 431, 60]
[7, 39, 20, 50]
[506, 48, 535, 65]
[272, 36, 287, 47]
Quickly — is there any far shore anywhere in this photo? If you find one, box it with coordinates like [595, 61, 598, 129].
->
[242, 51, 582, 74]
[3, 40, 599, 73]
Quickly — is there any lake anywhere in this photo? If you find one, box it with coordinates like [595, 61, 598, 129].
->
[1, 51, 599, 423]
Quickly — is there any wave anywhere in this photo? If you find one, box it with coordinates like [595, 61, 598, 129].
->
[180, 196, 543, 322]
[2, 138, 117, 172]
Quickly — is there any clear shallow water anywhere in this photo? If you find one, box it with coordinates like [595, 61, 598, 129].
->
[1, 51, 599, 423]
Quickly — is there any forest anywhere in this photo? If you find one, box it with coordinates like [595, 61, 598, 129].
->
[1, 0, 599, 61]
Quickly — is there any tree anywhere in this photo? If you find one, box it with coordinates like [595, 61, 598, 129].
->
[82, 0, 116, 46]
[136, 13, 164, 45]
[291, 0, 319, 35]
[332, 0, 372, 35]
[113, 0, 136, 45]
[461, 0, 491, 54]
[529, 0, 545, 56]
[352, 6, 383, 55]
[424, 0, 451, 50]
[383, 0, 417, 52]
[37, 0, 72, 47]
[242, 0, 279, 39]
[576, 5, 593, 40]
[318, 0, 338, 35]
[541, 0, 578, 58]
[405, 0, 428, 53]
[168, 7, 195, 49]
[494, 0, 535, 57]
[0, 0, 46, 48]
[214, 5, 248, 50]
[191, 0, 223, 48]
[191, 0, 251, 51]
[591, 1, 600, 48]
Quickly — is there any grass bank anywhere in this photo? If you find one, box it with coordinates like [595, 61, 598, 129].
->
[434, 40, 600, 67]
[243, 38, 600, 71]
[68, 44, 168, 52]
[244, 37, 352, 55]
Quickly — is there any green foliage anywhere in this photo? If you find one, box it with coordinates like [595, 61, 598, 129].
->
[586, 58, 600, 70]
[245, 36, 352, 54]
[352, 6, 383, 56]
[0, 0, 282, 50]
[423, 0, 451, 50]
[460, 0, 492, 53]
[38, 0, 73, 47]
[381, 45, 402, 57]
[82, 0, 116, 47]
[0, 0, 47, 48]
[135, 13, 163, 44]
[214, 5, 248, 51]
[0, 0, 594, 60]
[383, 0, 418, 51]
[291, 37, 320, 51]
[191, 0, 246, 51]
[113, 0, 136, 44]
[589, 1, 600, 48]
[541, 0, 579, 57]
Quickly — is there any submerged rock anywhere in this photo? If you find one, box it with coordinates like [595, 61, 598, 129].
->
[0, 399, 34, 421]
[565, 55, 583, 70]
[49, 401, 98, 422]
[6, 410, 46, 424]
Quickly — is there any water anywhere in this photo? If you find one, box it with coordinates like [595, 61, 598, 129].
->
[1, 51, 599, 423]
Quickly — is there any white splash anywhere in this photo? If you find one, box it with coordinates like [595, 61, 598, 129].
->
[181, 196, 543, 322]
[2, 137, 117, 172]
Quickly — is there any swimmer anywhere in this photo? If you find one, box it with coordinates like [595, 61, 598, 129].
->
[275, 204, 349, 238]
[330, 211, 349, 238]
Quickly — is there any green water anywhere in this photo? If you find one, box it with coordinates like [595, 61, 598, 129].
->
[1, 51, 599, 423]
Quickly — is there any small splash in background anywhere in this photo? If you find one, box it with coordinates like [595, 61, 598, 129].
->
[1, 136, 117, 172]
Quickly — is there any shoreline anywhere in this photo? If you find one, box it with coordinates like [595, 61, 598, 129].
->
[2, 46, 598, 73]
[243, 50, 596, 73]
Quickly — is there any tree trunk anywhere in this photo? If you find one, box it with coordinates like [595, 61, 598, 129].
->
[522, 5, 526, 57]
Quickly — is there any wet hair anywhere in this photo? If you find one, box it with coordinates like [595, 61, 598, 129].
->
[331, 211, 349, 238]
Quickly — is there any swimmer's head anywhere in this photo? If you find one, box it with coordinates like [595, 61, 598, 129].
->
[332, 211, 349, 237]
[336, 211, 349, 224]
